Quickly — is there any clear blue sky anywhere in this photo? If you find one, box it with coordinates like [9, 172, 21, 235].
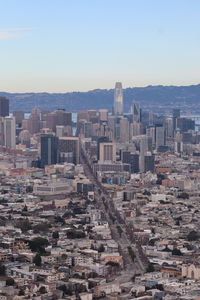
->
[1, 0, 200, 92]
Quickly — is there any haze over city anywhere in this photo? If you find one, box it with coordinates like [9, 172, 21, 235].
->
[1, 0, 200, 92]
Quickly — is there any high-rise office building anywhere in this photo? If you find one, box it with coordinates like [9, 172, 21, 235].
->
[0, 117, 4, 146]
[113, 82, 123, 115]
[78, 120, 92, 138]
[55, 109, 72, 126]
[0, 97, 9, 117]
[40, 134, 59, 167]
[4, 117, 16, 149]
[59, 137, 80, 164]
[132, 101, 141, 123]
[99, 142, 116, 162]
[172, 109, 180, 134]
[97, 136, 110, 160]
[146, 126, 156, 146]
[144, 153, 155, 172]
[176, 117, 195, 133]
[130, 121, 141, 137]
[28, 107, 41, 134]
[121, 150, 139, 173]
[139, 135, 149, 172]
[13, 111, 25, 127]
[99, 109, 108, 122]
[119, 117, 130, 143]
[165, 117, 174, 138]
[46, 112, 57, 132]
[155, 125, 166, 149]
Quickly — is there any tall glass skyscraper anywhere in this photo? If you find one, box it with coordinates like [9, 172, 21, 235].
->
[132, 101, 141, 123]
[40, 134, 59, 167]
[113, 82, 123, 115]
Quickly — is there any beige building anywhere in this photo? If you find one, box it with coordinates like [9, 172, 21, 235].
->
[99, 142, 116, 163]
[182, 264, 200, 280]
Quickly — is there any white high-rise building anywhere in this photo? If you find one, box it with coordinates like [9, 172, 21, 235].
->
[4, 116, 16, 149]
[113, 82, 123, 115]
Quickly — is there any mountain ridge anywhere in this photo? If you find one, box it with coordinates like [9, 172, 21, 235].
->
[1, 84, 200, 113]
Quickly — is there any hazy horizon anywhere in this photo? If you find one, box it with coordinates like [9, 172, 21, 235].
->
[1, 81, 200, 94]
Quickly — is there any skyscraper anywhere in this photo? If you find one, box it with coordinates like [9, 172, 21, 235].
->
[4, 117, 16, 149]
[113, 82, 123, 115]
[40, 134, 59, 167]
[99, 109, 108, 122]
[0, 97, 9, 117]
[132, 101, 141, 123]
[119, 117, 130, 143]
[172, 109, 180, 134]
[99, 142, 116, 162]
[58, 137, 80, 164]
[155, 125, 166, 149]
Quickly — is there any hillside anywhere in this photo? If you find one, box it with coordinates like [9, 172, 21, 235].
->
[1, 84, 200, 113]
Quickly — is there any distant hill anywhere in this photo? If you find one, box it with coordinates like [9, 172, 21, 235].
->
[1, 84, 200, 113]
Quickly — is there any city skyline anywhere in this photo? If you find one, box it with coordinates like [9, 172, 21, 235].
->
[1, 0, 200, 92]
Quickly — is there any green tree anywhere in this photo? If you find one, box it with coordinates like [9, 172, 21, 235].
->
[18, 289, 25, 296]
[146, 263, 155, 273]
[33, 222, 51, 233]
[106, 261, 120, 267]
[6, 278, 15, 286]
[33, 253, 42, 266]
[16, 219, 32, 232]
[117, 225, 123, 237]
[178, 192, 189, 199]
[67, 229, 86, 239]
[127, 246, 135, 262]
[39, 286, 47, 294]
[172, 248, 183, 256]
[98, 244, 105, 253]
[187, 230, 199, 241]
[0, 264, 6, 276]
[28, 237, 49, 253]
[52, 231, 59, 239]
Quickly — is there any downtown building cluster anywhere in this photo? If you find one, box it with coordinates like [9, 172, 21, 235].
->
[0, 85, 199, 299]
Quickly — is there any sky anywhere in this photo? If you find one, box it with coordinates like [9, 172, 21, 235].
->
[1, 0, 200, 93]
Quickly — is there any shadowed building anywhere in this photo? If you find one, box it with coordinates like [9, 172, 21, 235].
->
[0, 96, 9, 117]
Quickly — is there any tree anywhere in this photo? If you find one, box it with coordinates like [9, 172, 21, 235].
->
[127, 246, 135, 262]
[52, 231, 59, 239]
[146, 263, 155, 273]
[33, 222, 51, 234]
[28, 237, 49, 253]
[33, 253, 42, 266]
[178, 192, 189, 199]
[67, 229, 86, 239]
[172, 248, 183, 256]
[187, 230, 199, 241]
[117, 225, 123, 237]
[106, 261, 120, 267]
[58, 285, 73, 295]
[143, 190, 151, 196]
[6, 278, 15, 286]
[39, 286, 47, 294]
[16, 219, 32, 232]
[22, 205, 28, 212]
[0, 264, 6, 276]
[18, 289, 25, 296]
[98, 244, 105, 253]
